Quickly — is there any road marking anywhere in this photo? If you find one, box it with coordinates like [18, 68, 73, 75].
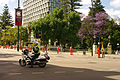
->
[54, 71, 66, 74]
[9, 73, 22, 75]
[32, 72, 44, 74]
[74, 71, 84, 73]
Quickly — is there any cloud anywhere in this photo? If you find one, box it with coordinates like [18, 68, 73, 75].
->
[110, 0, 120, 8]
[10, 10, 15, 23]
[76, 8, 90, 16]
[0, 0, 15, 7]
[105, 8, 120, 18]
[81, 0, 91, 5]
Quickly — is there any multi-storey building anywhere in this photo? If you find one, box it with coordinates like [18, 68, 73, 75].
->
[23, 0, 61, 26]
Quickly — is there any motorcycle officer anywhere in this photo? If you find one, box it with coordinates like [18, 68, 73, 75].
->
[31, 42, 41, 67]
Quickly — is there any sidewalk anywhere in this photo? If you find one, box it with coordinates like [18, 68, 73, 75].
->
[0, 48, 120, 59]
[0, 48, 21, 55]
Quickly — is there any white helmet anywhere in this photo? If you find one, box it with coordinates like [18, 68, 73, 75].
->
[35, 42, 38, 45]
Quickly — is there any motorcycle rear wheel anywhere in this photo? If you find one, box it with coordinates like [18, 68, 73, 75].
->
[39, 63, 46, 68]
[19, 59, 26, 67]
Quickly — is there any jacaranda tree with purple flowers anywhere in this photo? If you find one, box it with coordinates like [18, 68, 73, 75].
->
[78, 12, 110, 48]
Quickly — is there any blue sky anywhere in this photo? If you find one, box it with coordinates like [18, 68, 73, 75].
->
[0, 0, 120, 23]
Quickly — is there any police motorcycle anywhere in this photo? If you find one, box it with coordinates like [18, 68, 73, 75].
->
[19, 48, 50, 68]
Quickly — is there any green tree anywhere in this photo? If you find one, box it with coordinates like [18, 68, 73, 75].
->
[60, 0, 82, 17]
[49, 8, 65, 44]
[20, 27, 29, 43]
[68, 0, 82, 11]
[106, 19, 120, 51]
[32, 14, 52, 45]
[0, 4, 13, 29]
[26, 22, 32, 42]
[1, 26, 17, 45]
[88, 0, 105, 17]
[66, 11, 81, 47]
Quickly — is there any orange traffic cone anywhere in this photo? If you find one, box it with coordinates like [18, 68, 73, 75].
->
[14, 45, 16, 49]
[3, 46, 4, 49]
[0, 45, 1, 48]
[57, 46, 59, 54]
[30, 46, 32, 51]
[11, 45, 13, 49]
[19, 46, 21, 50]
[42, 46, 45, 52]
[98, 47, 100, 58]
[70, 46, 73, 55]
[6, 45, 7, 49]
[28, 46, 30, 51]
[24, 46, 26, 50]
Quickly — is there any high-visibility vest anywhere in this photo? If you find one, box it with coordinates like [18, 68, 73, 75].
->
[34, 46, 41, 54]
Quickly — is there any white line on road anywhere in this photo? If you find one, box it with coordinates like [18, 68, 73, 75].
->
[9, 73, 22, 75]
[74, 71, 84, 73]
[32, 72, 44, 74]
[54, 71, 66, 74]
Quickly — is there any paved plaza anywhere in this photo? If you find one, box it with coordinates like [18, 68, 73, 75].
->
[0, 49, 120, 80]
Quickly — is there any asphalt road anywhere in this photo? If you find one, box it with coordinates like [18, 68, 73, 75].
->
[0, 49, 120, 80]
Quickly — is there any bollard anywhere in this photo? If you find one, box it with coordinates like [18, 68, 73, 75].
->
[57, 46, 59, 54]
[98, 47, 100, 58]
[42, 46, 45, 52]
[70, 46, 73, 55]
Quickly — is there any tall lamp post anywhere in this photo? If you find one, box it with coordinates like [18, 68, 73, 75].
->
[17, 0, 20, 51]
[91, 0, 95, 56]
[15, 0, 22, 51]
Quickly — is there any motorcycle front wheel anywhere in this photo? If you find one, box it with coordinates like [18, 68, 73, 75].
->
[39, 63, 46, 68]
[19, 59, 26, 67]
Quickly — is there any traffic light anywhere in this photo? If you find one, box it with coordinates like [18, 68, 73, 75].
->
[36, 32, 42, 38]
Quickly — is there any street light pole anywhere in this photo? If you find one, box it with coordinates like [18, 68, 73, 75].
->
[17, 0, 20, 51]
[91, 0, 94, 56]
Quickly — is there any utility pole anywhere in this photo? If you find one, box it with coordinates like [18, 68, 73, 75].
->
[15, 0, 22, 51]
[17, 0, 20, 51]
[91, 0, 94, 56]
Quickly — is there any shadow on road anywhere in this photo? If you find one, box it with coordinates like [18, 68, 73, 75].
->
[0, 60, 120, 80]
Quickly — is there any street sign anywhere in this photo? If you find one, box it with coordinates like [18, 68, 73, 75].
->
[15, 9, 22, 26]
